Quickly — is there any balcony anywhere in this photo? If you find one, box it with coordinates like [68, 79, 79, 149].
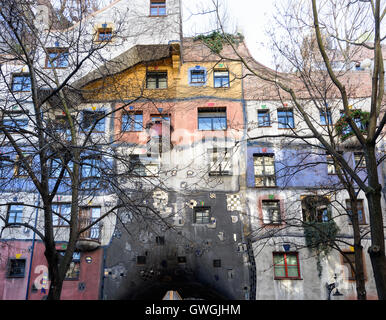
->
[76, 218, 102, 251]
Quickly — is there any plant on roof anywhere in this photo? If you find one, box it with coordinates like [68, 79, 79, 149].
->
[193, 31, 244, 54]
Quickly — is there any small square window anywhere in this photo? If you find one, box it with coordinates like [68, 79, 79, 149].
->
[11, 74, 31, 92]
[97, 28, 113, 41]
[194, 207, 211, 224]
[258, 110, 271, 127]
[262, 200, 281, 224]
[122, 112, 143, 132]
[209, 148, 231, 176]
[150, 1, 166, 16]
[301, 195, 330, 223]
[198, 108, 227, 131]
[213, 70, 229, 88]
[81, 111, 105, 133]
[7, 259, 26, 278]
[137, 256, 146, 265]
[58, 251, 80, 280]
[52, 203, 71, 227]
[277, 109, 294, 128]
[190, 70, 205, 84]
[146, 72, 167, 89]
[273, 252, 300, 279]
[177, 256, 186, 264]
[46, 48, 69, 68]
[156, 236, 165, 245]
[213, 259, 221, 268]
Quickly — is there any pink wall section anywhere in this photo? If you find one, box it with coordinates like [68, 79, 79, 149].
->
[27, 242, 103, 300]
[0, 241, 32, 300]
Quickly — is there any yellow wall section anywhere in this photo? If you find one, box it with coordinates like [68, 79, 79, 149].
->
[82, 55, 243, 101]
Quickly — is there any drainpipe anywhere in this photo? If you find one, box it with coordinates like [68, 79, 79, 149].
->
[25, 194, 40, 300]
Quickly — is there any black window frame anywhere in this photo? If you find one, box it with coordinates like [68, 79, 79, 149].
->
[7, 259, 26, 278]
[146, 71, 168, 89]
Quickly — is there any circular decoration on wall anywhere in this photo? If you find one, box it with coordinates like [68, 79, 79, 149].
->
[85, 256, 93, 264]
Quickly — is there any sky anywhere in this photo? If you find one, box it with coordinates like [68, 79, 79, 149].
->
[181, 0, 277, 69]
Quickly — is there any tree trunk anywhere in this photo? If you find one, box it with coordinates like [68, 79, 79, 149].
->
[365, 144, 386, 299]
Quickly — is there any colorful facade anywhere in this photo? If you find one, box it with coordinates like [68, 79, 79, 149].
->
[0, 0, 385, 300]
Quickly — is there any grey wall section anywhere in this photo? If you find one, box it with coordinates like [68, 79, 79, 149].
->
[102, 192, 252, 300]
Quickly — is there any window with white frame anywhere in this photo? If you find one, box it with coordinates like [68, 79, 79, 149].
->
[262, 200, 281, 224]
[253, 154, 276, 187]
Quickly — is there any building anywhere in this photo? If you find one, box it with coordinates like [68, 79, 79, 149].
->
[0, 0, 384, 300]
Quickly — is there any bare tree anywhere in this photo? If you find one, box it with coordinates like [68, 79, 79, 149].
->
[0, 0, 182, 300]
[190, 0, 385, 299]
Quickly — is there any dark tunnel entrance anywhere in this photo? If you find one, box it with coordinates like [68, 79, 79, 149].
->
[122, 273, 228, 300]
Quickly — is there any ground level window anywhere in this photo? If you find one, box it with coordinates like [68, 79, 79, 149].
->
[58, 251, 80, 280]
[273, 252, 300, 279]
[194, 207, 211, 224]
[7, 259, 26, 277]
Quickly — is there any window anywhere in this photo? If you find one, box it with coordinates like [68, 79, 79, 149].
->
[177, 256, 186, 264]
[301, 195, 330, 222]
[11, 73, 31, 92]
[7, 204, 23, 224]
[320, 108, 332, 125]
[258, 110, 271, 127]
[50, 158, 73, 178]
[277, 109, 294, 128]
[81, 111, 105, 133]
[194, 207, 211, 224]
[342, 251, 364, 280]
[2, 111, 29, 131]
[58, 251, 80, 280]
[81, 157, 101, 185]
[79, 207, 101, 240]
[198, 108, 227, 130]
[273, 252, 300, 279]
[52, 203, 71, 226]
[46, 48, 69, 68]
[253, 154, 276, 187]
[122, 112, 143, 132]
[156, 236, 165, 245]
[213, 70, 229, 88]
[190, 69, 205, 84]
[213, 259, 221, 268]
[137, 256, 146, 265]
[128, 155, 146, 176]
[96, 27, 113, 41]
[326, 151, 342, 175]
[146, 72, 167, 89]
[354, 152, 366, 169]
[52, 115, 73, 140]
[262, 200, 281, 224]
[339, 110, 366, 134]
[150, 0, 166, 16]
[209, 148, 231, 175]
[0, 155, 11, 178]
[346, 199, 366, 224]
[7, 259, 26, 278]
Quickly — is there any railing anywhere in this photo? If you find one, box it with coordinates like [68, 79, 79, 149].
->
[78, 217, 102, 242]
